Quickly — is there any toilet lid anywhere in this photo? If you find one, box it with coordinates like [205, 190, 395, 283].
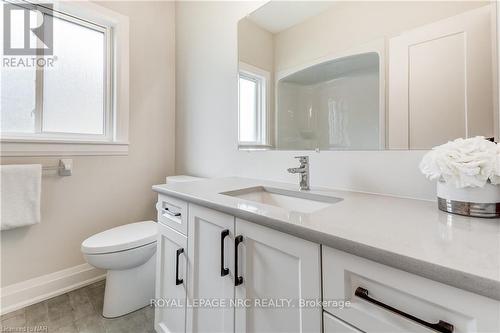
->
[82, 221, 157, 254]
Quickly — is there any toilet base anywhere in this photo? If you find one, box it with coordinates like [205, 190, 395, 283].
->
[102, 252, 156, 318]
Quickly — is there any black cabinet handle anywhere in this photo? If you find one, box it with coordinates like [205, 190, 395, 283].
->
[164, 207, 181, 217]
[221, 229, 230, 276]
[175, 248, 184, 285]
[355, 287, 454, 333]
[234, 235, 243, 286]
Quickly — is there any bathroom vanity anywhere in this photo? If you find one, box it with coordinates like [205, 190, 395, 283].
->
[152, 177, 500, 333]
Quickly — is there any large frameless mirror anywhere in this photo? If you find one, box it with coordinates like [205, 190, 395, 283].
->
[237, 1, 499, 150]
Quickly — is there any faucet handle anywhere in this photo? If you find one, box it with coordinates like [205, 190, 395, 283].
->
[294, 156, 309, 163]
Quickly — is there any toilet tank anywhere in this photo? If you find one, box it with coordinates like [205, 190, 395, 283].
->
[166, 175, 205, 184]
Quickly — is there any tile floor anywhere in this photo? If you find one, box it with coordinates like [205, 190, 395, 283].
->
[0, 280, 155, 333]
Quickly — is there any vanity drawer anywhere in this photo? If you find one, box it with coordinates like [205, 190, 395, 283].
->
[324, 312, 362, 333]
[156, 194, 188, 235]
[322, 246, 500, 333]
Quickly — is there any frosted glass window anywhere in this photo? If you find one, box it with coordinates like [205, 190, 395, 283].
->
[239, 76, 258, 142]
[42, 17, 105, 134]
[0, 7, 110, 140]
[1, 67, 36, 133]
[1, 9, 37, 133]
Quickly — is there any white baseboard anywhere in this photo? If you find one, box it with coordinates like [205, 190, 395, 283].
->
[0, 263, 105, 316]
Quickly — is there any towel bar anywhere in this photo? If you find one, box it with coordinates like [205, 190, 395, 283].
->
[42, 159, 72, 176]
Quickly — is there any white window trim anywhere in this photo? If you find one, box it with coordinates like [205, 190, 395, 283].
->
[238, 62, 270, 149]
[1, 0, 130, 156]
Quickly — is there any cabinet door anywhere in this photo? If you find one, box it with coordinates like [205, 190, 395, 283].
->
[155, 224, 188, 333]
[186, 204, 235, 333]
[234, 218, 321, 333]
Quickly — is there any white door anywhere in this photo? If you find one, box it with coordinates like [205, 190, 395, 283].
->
[155, 223, 188, 333]
[388, 5, 494, 149]
[234, 218, 322, 333]
[186, 204, 235, 333]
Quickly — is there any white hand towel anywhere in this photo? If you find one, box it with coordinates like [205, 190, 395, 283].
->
[1, 164, 41, 231]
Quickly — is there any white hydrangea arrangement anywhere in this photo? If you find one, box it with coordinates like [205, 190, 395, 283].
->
[419, 137, 500, 189]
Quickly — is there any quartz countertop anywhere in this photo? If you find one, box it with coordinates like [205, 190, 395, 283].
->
[152, 177, 500, 301]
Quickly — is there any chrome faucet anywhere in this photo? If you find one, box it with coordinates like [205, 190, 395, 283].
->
[287, 156, 310, 191]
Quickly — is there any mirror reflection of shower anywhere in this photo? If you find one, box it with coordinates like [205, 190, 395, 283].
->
[276, 52, 381, 151]
[238, 1, 497, 151]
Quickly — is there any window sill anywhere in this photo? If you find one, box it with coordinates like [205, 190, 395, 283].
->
[238, 144, 274, 151]
[0, 139, 129, 157]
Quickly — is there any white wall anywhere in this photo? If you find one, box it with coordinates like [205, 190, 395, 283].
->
[274, 1, 487, 72]
[175, 1, 435, 201]
[238, 18, 274, 72]
[1, 1, 176, 287]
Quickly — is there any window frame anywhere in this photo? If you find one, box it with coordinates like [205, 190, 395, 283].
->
[238, 62, 270, 149]
[2, 4, 112, 141]
[1, 0, 130, 156]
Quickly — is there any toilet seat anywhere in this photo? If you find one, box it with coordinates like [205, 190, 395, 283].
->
[81, 221, 157, 255]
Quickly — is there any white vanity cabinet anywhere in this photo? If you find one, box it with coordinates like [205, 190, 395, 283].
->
[157, 201, 322, 333]
[322, 246, 500, 333]
[154, 192, 499, 333]
[323, 312, 361, 333]
[155, 222, 188, 333]
[234, 218, 322, 333]
[186, 204, 235, 332]
[156, 194, 188, 235]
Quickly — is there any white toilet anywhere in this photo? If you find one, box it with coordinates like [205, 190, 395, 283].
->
[81, 221, 157, 318]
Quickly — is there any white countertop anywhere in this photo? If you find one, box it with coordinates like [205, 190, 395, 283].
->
[153, 177, 500, 300]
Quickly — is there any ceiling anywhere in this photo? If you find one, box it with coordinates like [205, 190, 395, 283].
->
[248, 1, 337, 34]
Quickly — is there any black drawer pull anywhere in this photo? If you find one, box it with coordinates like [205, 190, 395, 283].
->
[355, 287, 453, 333]
[234, 235, 243, 286]
[164, 207, 181, 217]
[221, 229, 230, 276]
[175, 248, 184, 285]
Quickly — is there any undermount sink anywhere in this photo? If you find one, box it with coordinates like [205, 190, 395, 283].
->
[220, 186, 342, 213]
